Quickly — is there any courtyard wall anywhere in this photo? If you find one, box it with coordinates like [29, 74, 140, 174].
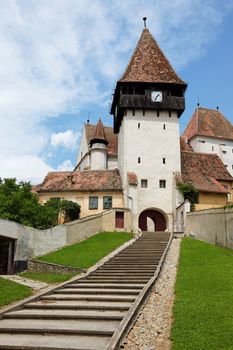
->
[185, 207, 233, 249]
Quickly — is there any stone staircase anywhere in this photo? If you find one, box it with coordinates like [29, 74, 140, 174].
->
[0, 231, 171, 350]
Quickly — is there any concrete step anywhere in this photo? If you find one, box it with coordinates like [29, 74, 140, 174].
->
[24, 300, 131, 311]
[0, 318, 118, 335]
[0, 333, 110, 350]
[55, 288, 141, 295]
[4, 309, 126, 320]
[41, 294, 137, 302]
[66, 283, 144, 289]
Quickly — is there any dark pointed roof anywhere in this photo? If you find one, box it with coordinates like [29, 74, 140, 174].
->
[119, 28, 185, 85]
[90, 118, 109, 146]
[183, 108, 233, 141]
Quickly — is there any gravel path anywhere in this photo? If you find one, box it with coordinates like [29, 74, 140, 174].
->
[122, 237, 181, 350]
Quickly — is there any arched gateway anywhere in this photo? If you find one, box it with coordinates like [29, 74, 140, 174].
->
[138, 209, 167, 231]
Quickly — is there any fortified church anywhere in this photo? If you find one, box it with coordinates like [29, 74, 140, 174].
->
[35, 22, 233, 232]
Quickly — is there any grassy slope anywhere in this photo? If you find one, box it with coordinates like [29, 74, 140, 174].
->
[20, 272, 76, 283]
[171, 238, 233, 350]
[0, 277, 32, 307]
[38, 232, 133, 269]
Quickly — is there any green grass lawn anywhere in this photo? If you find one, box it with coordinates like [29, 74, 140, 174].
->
[37, 231, 133, 269]
[171, 238, 233, 350]
[0, 277, 32, 308]
[20, 272, 77, 283]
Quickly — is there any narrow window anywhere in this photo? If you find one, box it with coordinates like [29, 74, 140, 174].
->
[212, 146, 214, 151]
[224, 164, 228, 168]
[132, 108, 135, 116]
[142, 108, 145, 116]
[89, 196, 98, 209]
[138, 123, 140, 129]
[103, 196, 112, 209]
[163, 158, 166, 164]
[141, 179, 148, 188]
[159, 180, 166, 188]
[163, 124, 166, 130]
[81, 152, 83, 158]
[198, 140, 205, 143]
[157, 110, 160, 117]
[138, 157, 141, 164]
[223, 150, 227, 154]
[169, 110, 172, 118]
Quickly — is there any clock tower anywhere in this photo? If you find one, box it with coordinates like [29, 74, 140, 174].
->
[110, 23, 187, 232]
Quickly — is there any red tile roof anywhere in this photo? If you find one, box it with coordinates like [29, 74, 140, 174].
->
[119, 28, 186, 85]
[181, 151, 233, 193]
[85, 124, 118, 156]
[183, 108, 233, 141]
[35, 169, 122, 193]
[90, 118, 108, 146]
[180, 136, 193, 152]
[127, 172, 138, 186]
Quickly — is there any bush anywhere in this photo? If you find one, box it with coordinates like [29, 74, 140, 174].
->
[0, 178, 80, 229]
[177, 182, 198, 211]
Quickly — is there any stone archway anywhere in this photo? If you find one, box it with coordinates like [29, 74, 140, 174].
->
[138, 209, 167, 231]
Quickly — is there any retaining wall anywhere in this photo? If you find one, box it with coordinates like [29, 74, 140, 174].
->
[0, 208, 132, 272]
[185, 208, 233, 249]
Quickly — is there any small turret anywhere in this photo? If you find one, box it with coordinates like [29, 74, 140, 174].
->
[90, 118, 108, 170]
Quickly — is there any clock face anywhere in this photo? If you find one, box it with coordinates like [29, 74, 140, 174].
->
[151, 91, 163, 102]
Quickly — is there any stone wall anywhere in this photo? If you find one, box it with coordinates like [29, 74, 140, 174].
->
[185, 207, 233, 249]
[27, 260, 84, 274]
[0, 208, 132, 272]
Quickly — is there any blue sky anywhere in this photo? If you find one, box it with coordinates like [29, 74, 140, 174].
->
[0, 0, 233, 183]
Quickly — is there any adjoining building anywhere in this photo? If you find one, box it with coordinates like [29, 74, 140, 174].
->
[183, 107, 233, 176]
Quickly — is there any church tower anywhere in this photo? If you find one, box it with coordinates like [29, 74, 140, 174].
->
[90, 118, 108, 170]
[110, 22, 187, 232]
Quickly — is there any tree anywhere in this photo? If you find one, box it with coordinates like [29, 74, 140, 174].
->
[177, 182, 199, 211]
[45, 198, 80, 221]
[0, 178, 80, 229]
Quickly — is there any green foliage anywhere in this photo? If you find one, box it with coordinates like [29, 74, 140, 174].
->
[20, 271, 76, 283]
[171, 238, 233, 350]
[0, 178, 80, 229]
[177, 182, 198, 211]
[45, 198, 80, 221]
[0, 277, 32, 307]
[38, 232, 133, 269]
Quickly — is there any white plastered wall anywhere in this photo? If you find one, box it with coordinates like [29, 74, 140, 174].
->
[118, 109, 181, 231]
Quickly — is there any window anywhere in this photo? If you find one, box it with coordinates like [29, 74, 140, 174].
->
[89, 196, 98, 209]
[138, 157, 141, 164]
[157, 110, 160, 117]
[169, 110, 171, 118]
[132, 108, 135, 116]
[142, 108, 145, 116]
[223, 150, 227, 154]
[224, 164, 228, 168]
[138, 123, 140, 129]
[141, 179, 148, 188]
[212, 146, 214, 151]
[103, 196, 112, 209]
[198, 140, 205, 143]
[163, 124, 166, 130]
[159, 180, 166, 188]
[163, 158, 166, 164]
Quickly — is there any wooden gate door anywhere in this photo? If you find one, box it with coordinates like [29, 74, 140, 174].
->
[0, 237, 15, 274]
[115, 212, 124, 229]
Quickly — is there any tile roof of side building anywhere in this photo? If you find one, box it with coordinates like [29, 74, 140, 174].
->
[119, 28, 186, 85]
[34, 169, 122, 193]
[85, 123, 118, 156]
[180, 151, 233, 194]
[183, 107, 233, 141]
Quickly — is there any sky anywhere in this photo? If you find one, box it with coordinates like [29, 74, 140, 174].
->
[0, 0, 233, 184]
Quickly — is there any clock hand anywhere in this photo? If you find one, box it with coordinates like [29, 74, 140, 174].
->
[155, 94, 160, 100]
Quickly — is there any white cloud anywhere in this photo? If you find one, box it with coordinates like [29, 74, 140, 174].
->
[0, 155, 53, 184]
[57, 160, 74, 171]
[0, 0, 231, 180]
[51, 130, 80, 150]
